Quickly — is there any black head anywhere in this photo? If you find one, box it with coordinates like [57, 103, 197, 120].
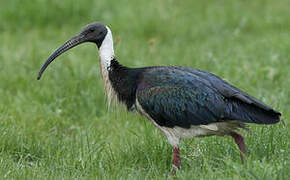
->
[80, 22, 108, 48]
[37, 22, 108, 80]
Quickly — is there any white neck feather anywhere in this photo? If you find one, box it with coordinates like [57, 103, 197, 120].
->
[98, 26, 116, 108]
[99, 26, 114, 69]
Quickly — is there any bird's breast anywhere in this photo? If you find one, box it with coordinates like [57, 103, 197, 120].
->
[98, 57, 118, 108]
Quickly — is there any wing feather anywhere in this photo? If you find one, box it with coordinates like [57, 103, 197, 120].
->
[136, 67, 281, 128]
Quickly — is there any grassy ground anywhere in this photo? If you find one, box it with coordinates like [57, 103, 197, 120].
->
[0, 0, 289, 179]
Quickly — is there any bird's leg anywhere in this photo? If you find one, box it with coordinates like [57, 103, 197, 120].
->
[230, 132, 247, 165]
[172, 147, 181, 174]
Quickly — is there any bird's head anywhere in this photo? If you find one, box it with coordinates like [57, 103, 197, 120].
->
[80, 22, 108, 47]
[37, 22, 109, 80]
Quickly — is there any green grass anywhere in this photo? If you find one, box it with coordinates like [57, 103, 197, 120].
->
[0, 0, 289, 179]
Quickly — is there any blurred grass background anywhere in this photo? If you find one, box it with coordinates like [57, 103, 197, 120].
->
[0, 0, 289, 179]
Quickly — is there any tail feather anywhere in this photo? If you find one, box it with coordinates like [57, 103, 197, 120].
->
[229, 101, 281, 124]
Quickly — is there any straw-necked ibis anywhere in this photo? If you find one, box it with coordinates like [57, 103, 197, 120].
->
[37, 22, 281, 171]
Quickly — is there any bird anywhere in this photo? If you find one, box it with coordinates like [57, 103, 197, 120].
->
[37, 22, 281, 172]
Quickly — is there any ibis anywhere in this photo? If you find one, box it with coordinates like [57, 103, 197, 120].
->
[37, 22, 281, 171]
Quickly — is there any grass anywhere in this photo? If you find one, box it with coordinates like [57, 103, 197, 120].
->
[0, 0, 289, 179]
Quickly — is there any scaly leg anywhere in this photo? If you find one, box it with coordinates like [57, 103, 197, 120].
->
[230, 132, 247, 165]
[172, 147, 181, 174]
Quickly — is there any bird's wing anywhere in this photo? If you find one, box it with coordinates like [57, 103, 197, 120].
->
[172, 66, 280, 114]
[136, 67, 280, 128]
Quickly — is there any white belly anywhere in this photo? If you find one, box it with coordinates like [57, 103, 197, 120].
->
[135, 100, 245, 147]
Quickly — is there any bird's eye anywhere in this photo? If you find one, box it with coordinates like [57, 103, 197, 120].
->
[89, 28, 94, 32]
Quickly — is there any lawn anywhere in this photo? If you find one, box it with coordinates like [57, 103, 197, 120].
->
[0, 0, 289, 179]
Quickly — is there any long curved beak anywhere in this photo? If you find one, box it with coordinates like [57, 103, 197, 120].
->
[37, 34, 86, 80]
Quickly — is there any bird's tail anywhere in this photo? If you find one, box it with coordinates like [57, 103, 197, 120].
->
[229, 101, 281, 124]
